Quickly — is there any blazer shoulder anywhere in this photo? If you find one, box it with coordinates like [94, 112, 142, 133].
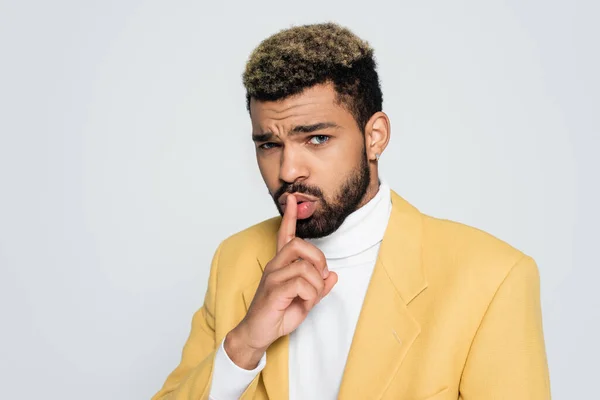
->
[424, 213, 526, 258]
[420, 214, 533, 288]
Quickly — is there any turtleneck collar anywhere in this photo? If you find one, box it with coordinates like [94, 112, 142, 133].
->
[306, 180, 392, 260]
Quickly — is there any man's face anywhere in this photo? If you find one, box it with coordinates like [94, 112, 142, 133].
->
[250, 83, 371, 239]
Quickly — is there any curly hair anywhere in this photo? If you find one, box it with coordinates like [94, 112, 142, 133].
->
[243, 22, 383, 132]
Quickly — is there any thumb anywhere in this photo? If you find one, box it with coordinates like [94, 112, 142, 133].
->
[321, 271, 338, 298]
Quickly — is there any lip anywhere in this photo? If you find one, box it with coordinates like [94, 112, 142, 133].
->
[278, 192, 318, 206]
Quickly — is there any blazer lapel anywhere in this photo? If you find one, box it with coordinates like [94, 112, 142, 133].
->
[337, 191, 428, 399]
[241, 220, 289, 400]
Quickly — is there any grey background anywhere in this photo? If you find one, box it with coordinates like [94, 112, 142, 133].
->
[1, 0, 598, 398]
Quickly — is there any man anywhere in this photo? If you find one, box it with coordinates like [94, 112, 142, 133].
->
[153, 23, 550, 400]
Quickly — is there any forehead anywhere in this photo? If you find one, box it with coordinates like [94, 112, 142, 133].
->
[249, 84, 354, 131]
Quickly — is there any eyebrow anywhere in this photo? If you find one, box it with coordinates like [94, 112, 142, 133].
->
[252, 122, 340, 142]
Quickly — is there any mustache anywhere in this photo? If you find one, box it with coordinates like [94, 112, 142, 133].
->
[273, 182, 324, 203]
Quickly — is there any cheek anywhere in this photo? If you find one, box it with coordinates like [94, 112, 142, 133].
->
[323, 146, 360, 175]
[319, 149, 362, 190]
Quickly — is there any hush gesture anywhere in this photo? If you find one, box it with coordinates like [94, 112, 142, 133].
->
[224, 194, 339, 369]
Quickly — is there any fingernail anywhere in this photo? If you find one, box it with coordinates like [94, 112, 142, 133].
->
[322, 266, 329, 278]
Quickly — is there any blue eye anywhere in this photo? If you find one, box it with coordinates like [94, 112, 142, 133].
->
[309, 135, 330, 145]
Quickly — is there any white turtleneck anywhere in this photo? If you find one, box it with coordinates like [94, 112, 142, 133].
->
[209, 181, 392, 400]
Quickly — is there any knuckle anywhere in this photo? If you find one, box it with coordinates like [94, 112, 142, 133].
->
[300, 261, 312, 274]
[264, 260, 276, 273]
[263, 273, 275, 287]
[262, 274, 280, 292]
[290, 237, 303, 250]
[294, 276, 305, 290]
[318, 253, 327, 267]
[316, 276, 325, 289]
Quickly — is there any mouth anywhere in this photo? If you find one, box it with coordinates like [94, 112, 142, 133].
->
[286, 199, 318, 220]
[278, 192, 318, 207]
[279, 199, 316, 210]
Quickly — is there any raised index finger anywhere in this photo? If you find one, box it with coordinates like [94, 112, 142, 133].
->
[277, 194, 297, 252]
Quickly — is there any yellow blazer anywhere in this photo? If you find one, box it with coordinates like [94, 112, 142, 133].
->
[153, 191, 551, 400]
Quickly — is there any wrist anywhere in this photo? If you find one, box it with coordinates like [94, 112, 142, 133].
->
[224, 324, 267, 370]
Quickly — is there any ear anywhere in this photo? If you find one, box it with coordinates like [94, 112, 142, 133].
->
[364, 112, 391, 162]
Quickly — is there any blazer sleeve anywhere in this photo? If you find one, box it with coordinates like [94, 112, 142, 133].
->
[151, 243, 261, 400]
[459, 255, 552, 400]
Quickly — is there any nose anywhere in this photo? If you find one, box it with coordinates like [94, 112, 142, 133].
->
[278, 146, 309, 184]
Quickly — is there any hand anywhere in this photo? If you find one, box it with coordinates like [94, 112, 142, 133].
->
[224, 194, 338, 369]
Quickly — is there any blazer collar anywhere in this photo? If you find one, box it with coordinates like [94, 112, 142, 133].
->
[378, 190, 427, 304]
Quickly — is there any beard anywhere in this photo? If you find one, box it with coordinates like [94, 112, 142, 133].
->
[271, 149, 371, 239]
